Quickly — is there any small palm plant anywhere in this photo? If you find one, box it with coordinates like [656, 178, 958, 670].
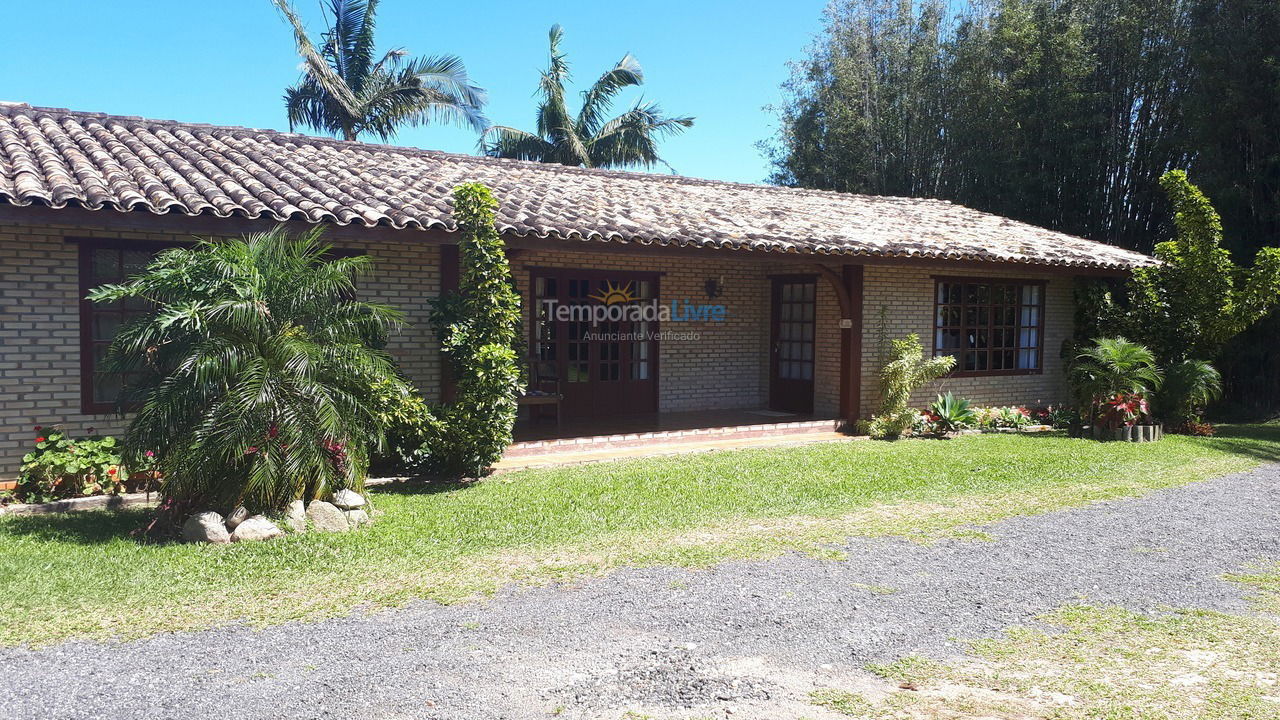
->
[274, 0, 487, 141]
[89, 227, 404, 515]
[480, 25, 693, 170]
[1158, 359, 1223, 427]
[1069, 337, 1163, 430]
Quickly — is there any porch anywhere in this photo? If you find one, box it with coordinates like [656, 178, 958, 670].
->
[500, 408, 849, 470]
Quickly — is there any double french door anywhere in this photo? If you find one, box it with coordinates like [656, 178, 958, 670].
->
[531, 270, 660, 418]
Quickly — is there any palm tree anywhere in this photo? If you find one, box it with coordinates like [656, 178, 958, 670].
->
[1070, 337, 1164, 428]
[273, 0, 486, 141]
[89, 227, 405, 514]
[480, 25, 694, 171]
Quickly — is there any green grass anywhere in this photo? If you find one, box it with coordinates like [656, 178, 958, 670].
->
[3, 425, 1279, 647]
[827, 564, 1280, 719]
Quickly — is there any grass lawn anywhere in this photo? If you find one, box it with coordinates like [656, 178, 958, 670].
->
[811, 564, 1280, 719]
[3, 425, 1279, 647]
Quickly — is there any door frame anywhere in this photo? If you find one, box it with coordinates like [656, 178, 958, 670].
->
[526, 267, 662, 418]
[768, 274, 818, 414]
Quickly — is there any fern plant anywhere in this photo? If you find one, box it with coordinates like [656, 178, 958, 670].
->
[89, 227, 404, 514]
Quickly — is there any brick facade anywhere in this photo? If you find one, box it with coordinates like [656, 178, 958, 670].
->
[858, 265, 1073, 416]
[0, 214, 1080, 481]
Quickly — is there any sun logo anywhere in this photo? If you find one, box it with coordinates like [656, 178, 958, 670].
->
[588, 280, 638, 305]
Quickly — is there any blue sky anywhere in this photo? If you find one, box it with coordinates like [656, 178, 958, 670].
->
[0, 0, 829, 184]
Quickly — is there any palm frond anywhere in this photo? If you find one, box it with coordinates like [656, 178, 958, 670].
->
[576, 53, 644, 138]
[479, 125, 555, 162]
[272, 0, 360, 118]
[588, 101, 694, 170]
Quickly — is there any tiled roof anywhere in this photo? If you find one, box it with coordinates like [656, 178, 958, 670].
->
[0, 102, 1154, 270]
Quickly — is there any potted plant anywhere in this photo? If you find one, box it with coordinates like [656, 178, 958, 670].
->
[1069, 337, 1164, 442]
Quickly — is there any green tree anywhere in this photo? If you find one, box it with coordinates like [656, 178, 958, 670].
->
[273, 0, 486, 141]
[430, 183, 522, 477]
[89, 228, 404, 514]
[480, 25, 693, 170]
[1125, 170, 1280, 363]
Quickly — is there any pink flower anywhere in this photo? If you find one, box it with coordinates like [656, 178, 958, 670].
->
[145, 450, 156, 458]
[246, 446, 258, 455]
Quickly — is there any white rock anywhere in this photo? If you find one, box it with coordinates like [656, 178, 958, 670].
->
[332, 489, 366, 510]
[225, 506, 249, 530]
[230, 515, 284, 542]
[306, 500, 349, 533]
[344, 508, 372, 528]
[284, 499, 307, 533]
[182, 511, 231, 544]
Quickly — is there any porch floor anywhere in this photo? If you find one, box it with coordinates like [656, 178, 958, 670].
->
[499, 408, 853, 471]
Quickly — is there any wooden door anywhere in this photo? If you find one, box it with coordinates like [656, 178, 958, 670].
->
[531, 270, 659, 418]
[770, 277, 816, 414]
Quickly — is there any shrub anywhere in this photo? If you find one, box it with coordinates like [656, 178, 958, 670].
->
[428, 183, 522, 476]
[1157, 359, 1223, 426]
[928, 392, 976, 434]
[15, 426, 146, 503]
[89, 227, 403, 515]
[368, 378, 440, 473]
[868, 334, 955, 439]
[1068, 337, 1162, 430]
[975, 406, 1033, 430]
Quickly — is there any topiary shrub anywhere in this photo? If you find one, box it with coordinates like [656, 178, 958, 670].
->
[428, 183, 522, 477]
[868, 334, 955, 439]
[89, 227, 403, 516]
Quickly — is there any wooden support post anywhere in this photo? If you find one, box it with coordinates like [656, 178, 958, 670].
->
[816, 263, 864, 429]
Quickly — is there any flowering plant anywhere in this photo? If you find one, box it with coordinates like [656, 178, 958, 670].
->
[16, 426, 126, 503]
[1099, 392, 1151, 429]
[976, 406, 1033, 430]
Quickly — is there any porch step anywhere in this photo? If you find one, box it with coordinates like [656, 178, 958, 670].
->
[495, 428, 855, 472]
[505, 418, 842, 458]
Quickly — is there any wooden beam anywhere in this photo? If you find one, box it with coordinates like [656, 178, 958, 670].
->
[815, 263, 864, 427]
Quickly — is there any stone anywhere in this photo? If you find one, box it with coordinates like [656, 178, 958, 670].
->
[182, 511, 230, 544]
[306, 500, 349, 533]
[332, 489, 366, 510]
[344, 508, 372, 528]
[225, 506, 249, 530]
[230, 515, 284, 543]
[284, 499, 307, 533]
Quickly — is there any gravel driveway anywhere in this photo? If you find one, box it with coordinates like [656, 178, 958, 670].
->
[4, 464, 1279, 720]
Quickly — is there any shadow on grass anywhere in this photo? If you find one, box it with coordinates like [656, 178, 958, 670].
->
[1196, 424, 1280, 464]
[0, 506, 153, 545]
[368, 476, 473, 497]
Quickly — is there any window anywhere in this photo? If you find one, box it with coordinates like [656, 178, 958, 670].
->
[78, 241, 174, 413]
[933, 278, 1044, 375]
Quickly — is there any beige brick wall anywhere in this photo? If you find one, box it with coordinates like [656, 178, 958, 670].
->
[0, 219, 441, 481]
[0, 215, 1080, 481]
[509, 249, 776, 413]
[858, 265, 1073, 417]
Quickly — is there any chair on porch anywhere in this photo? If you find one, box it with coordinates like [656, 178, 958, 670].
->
[517, 360, 563, 431]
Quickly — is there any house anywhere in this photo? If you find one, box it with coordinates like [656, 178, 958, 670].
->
[0, 102, 1154, 477]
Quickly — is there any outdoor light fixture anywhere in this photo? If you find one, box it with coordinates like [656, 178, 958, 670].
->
[704, 275, 725, 299]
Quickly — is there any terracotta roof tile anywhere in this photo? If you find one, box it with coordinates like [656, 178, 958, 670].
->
[0, 102, 1155, 270]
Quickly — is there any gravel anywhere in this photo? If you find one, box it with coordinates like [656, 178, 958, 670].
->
[3, 464, 1278, 720]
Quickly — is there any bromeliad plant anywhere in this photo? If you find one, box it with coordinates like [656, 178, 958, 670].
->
[88, 227, 404, 516]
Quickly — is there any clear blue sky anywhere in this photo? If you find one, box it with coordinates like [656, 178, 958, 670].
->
[0, 0, 829, 184]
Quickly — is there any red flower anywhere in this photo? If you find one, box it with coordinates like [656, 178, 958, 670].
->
[107, 467, 117, 475]
[35, 436, 45, 443]
[34, 425, 42, 431]
[246, 446, 258, 455]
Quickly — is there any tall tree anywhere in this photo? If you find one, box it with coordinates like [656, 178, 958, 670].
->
[480, 25, 694, 170]
[273, 0, 486, 141]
